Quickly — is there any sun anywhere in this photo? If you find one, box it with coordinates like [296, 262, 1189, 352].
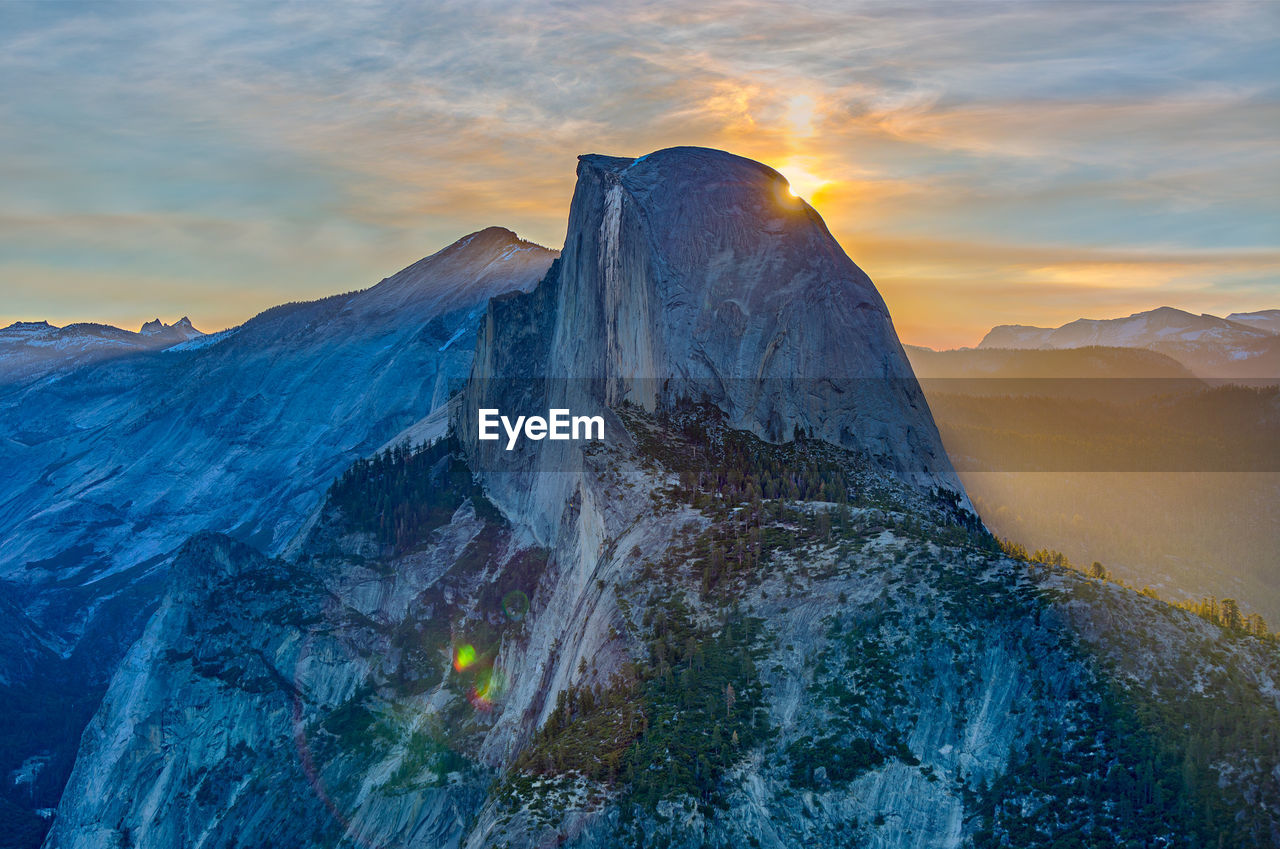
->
[777, 161, 830, 201]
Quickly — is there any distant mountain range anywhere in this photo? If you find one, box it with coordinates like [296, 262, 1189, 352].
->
[973, 306, 1280, 380]
[0, 317, 203, 385]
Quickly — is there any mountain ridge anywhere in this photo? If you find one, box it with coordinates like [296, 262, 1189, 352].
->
[977, 305, 1280, 380]
[0, 228, 555, 844]
[0, 316, 203, 385]
[0, 227, 555, 594]
[1228, 308, 1280, 334]
[979, 306, 1274, 349]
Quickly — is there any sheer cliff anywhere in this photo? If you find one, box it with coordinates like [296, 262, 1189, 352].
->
[459, 149, 963, 542]
[41, 150, 1280, 849]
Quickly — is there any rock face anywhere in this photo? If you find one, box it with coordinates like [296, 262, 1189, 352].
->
[460, 148, 962, 540]
[43, 411, 1280, 849]
[45, 470, 528, 849]
[0, 226, 553, 845]
[36, 149, 1280, 849]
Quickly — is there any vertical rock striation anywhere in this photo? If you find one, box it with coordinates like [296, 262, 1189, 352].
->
[459, 147, 963, 542]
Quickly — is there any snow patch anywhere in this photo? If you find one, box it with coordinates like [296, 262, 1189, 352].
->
[437, 325, 470, 352]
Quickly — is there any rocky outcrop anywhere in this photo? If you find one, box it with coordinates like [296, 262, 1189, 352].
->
[44, 513, 505, 849]
[459, 148, 964, 542]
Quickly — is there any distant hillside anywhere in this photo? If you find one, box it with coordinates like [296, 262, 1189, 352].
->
[1228, 309, 1280, 335]
[979, 306, 1271, 350]
[906, 344, 1197, 378]
[905, 344, 1202, 401]
[975, 306, 1280, 381]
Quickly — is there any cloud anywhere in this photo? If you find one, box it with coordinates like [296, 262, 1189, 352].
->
[0, 0, 1275, 343]
[837, 231, 1280, 347]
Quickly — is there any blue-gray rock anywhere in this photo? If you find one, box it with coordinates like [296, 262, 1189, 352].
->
[460, 148, 965, 539]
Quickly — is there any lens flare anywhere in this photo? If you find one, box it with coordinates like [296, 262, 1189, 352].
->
[467, 667, 506, 711]
[453, 643, 476, 671]
[774, 159, 830, 202]
[781, 165, 828, 200]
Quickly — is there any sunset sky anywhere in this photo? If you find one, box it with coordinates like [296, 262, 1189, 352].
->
[2, 1, 1277, 348]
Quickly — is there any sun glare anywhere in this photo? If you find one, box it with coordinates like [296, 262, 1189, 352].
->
[778, 162, 829, 201]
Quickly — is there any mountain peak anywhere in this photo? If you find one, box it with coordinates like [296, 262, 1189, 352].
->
[398, 227, 555, 273]
[136, 316, 202, 340]
[473, 225, 523, 241]
[3, 320, 54, 332]
[578, 146, 789, 185]
[441, 226, 529, 255]
[348, 227, 556, 322]
[461, 145, 965, 529]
